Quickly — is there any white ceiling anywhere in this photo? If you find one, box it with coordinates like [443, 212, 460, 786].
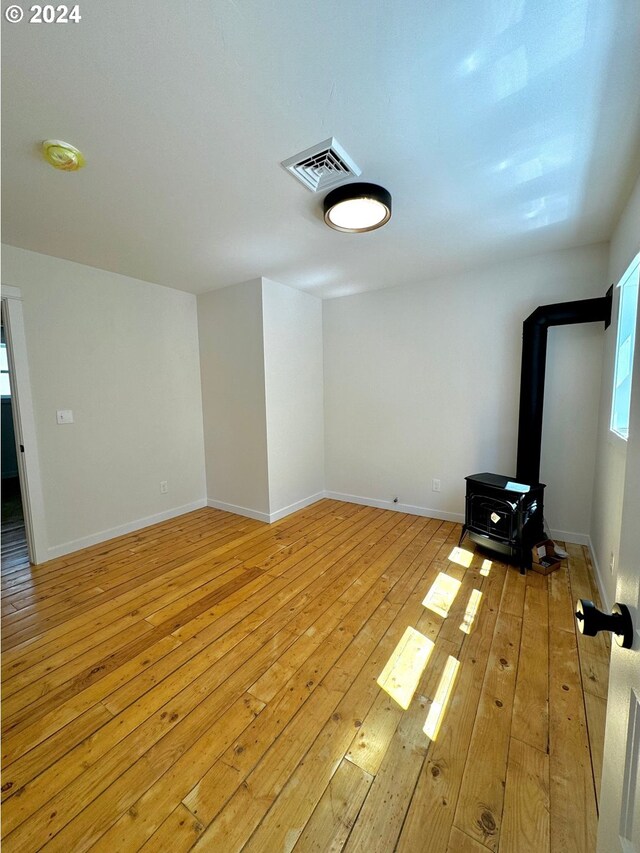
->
[2, 0, 640, 298]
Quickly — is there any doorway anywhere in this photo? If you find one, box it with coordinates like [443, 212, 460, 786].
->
[1, 302, 29, 569]
[1, 288, 47, 566]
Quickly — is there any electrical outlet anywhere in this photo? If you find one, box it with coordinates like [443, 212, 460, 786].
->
[609, 552, 615, 574]
[160, 481, 168, 494]
[432, 478, 441, 492]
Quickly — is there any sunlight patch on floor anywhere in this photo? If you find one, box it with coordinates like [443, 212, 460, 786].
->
[422, 572, 461, 618]
[448, 546, 474, 568]
[460, 589, 483, 634]
[480, 558, 492, 576]
[423, 655, 460, 740]
[377, 626, 435, 710]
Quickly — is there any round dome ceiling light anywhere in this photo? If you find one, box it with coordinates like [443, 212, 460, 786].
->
[323, 182, 392, 233]
[42, 139, 86, 171]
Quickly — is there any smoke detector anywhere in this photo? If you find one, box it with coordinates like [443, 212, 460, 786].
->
[281, 137, 361, 192]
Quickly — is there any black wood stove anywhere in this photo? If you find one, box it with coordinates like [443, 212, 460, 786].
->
[461, 290, 612, 571]
[460, 473, 544, 571]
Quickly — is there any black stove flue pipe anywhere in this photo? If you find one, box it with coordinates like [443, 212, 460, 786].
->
[515, 287, 613, 485]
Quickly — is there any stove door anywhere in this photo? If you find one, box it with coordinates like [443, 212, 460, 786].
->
[467, 495, 517, 543]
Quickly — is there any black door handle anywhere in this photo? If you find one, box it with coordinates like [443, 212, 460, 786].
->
[575, 599, 634, 649]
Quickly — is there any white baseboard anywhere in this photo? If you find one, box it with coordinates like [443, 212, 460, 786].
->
[206, 499, 270, 523]
[548, 528, 590, 546]
[269, 493, 325, 523]
[208, 492, 325, 524]
[46, 498, 208, 561]
[587, 536, 612, 613]
[323, 491, 464, 524]
[45, 491, 323, 561]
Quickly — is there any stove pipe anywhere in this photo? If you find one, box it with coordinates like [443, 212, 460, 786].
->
[515, 288, 613, 485]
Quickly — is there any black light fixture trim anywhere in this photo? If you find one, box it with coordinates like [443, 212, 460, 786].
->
[323, 182, 392, 233]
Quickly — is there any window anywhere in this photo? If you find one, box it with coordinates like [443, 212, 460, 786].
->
[1, 339, 11, 397]
[611, 253, 639, 440]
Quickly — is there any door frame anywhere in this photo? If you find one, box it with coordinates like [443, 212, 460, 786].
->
[2, 285, 48, 564]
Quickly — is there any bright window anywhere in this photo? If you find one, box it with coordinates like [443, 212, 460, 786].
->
[611, 253, 639, 440]
[0, 341, 11, 397]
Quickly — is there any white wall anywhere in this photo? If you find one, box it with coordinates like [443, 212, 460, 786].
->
[1, 245, 206, 558]
[197, 279, 270, 518]
[198, 277, 324, 521]
[262, 278, 324, 517]
[4, 232, 625, 562]
[323, 243, 609, 539]
[591, 175, 640, 608]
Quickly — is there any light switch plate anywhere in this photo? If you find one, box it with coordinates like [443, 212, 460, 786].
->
[56, 410, 74, 424]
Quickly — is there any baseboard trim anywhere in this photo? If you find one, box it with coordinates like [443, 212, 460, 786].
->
[548, 529, 590, 546]
[587, 536, 612, 613]
[208, 493, 325, 524]
[206, 499, 270, 523]
[46, 498, 208, 561]
[324, 491, 464, 524]
[269, 493, 326, 523]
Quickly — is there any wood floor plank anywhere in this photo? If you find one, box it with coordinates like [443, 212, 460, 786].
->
[511, 571, 549, 753]
[2, 510, 249, 603]
[230, 535, 464, 853]
[547, 564, 575, 636]
[583, 691, 606, 812]
[0, 703, 115, 799]
[565, 543, 609, 660]
[499, 737, 550, 853]
[344, 559, 480, 777]
[2, 518, 240, 619]
[0, 505, 608, 853]
[448, 826, 492, 852]
[2, 508, 416, 845]
[1, 629, 294, 849]
[293, 758, 373, 853]
[1, 635, 181, 787]
[452, 610, 523, 851]
[138, 804, 205, 853]
[548, 626, 597, 853]
[499, 568, 526, 618]
[103, 507, 406, 715]
[2, 565, 262, 736]
[341, 642, 457, 853]
[94, 518, 432, 850]
[64, 693, 265, 852]
[395, 562, 507, 853]
[1, 501, 339, 653]
[188, 528, 461, 851]
[183, 524, 456, 833]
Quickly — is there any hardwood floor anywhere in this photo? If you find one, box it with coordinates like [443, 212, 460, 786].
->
[0, 500, 609, 852]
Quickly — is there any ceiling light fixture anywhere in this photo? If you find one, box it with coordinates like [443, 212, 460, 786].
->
[323, 182, 392, 233]
[42, 139, 86, 171]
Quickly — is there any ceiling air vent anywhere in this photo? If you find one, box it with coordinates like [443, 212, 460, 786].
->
[281, 137, 361, 193]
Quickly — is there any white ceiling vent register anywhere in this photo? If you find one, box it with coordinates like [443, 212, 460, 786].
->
[281, 137, 361, 192]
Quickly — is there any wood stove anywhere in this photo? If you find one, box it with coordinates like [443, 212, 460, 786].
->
[460, 473, 545, 571]
[462, 290, 612, 571]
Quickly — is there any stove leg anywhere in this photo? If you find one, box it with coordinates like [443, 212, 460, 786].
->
[458, 526, 468, 547]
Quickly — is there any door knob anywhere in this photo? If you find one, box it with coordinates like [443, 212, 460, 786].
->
[575, 599, 634, 649]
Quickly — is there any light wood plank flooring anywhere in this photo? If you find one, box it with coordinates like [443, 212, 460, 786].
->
[0, 500, 609, 852]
